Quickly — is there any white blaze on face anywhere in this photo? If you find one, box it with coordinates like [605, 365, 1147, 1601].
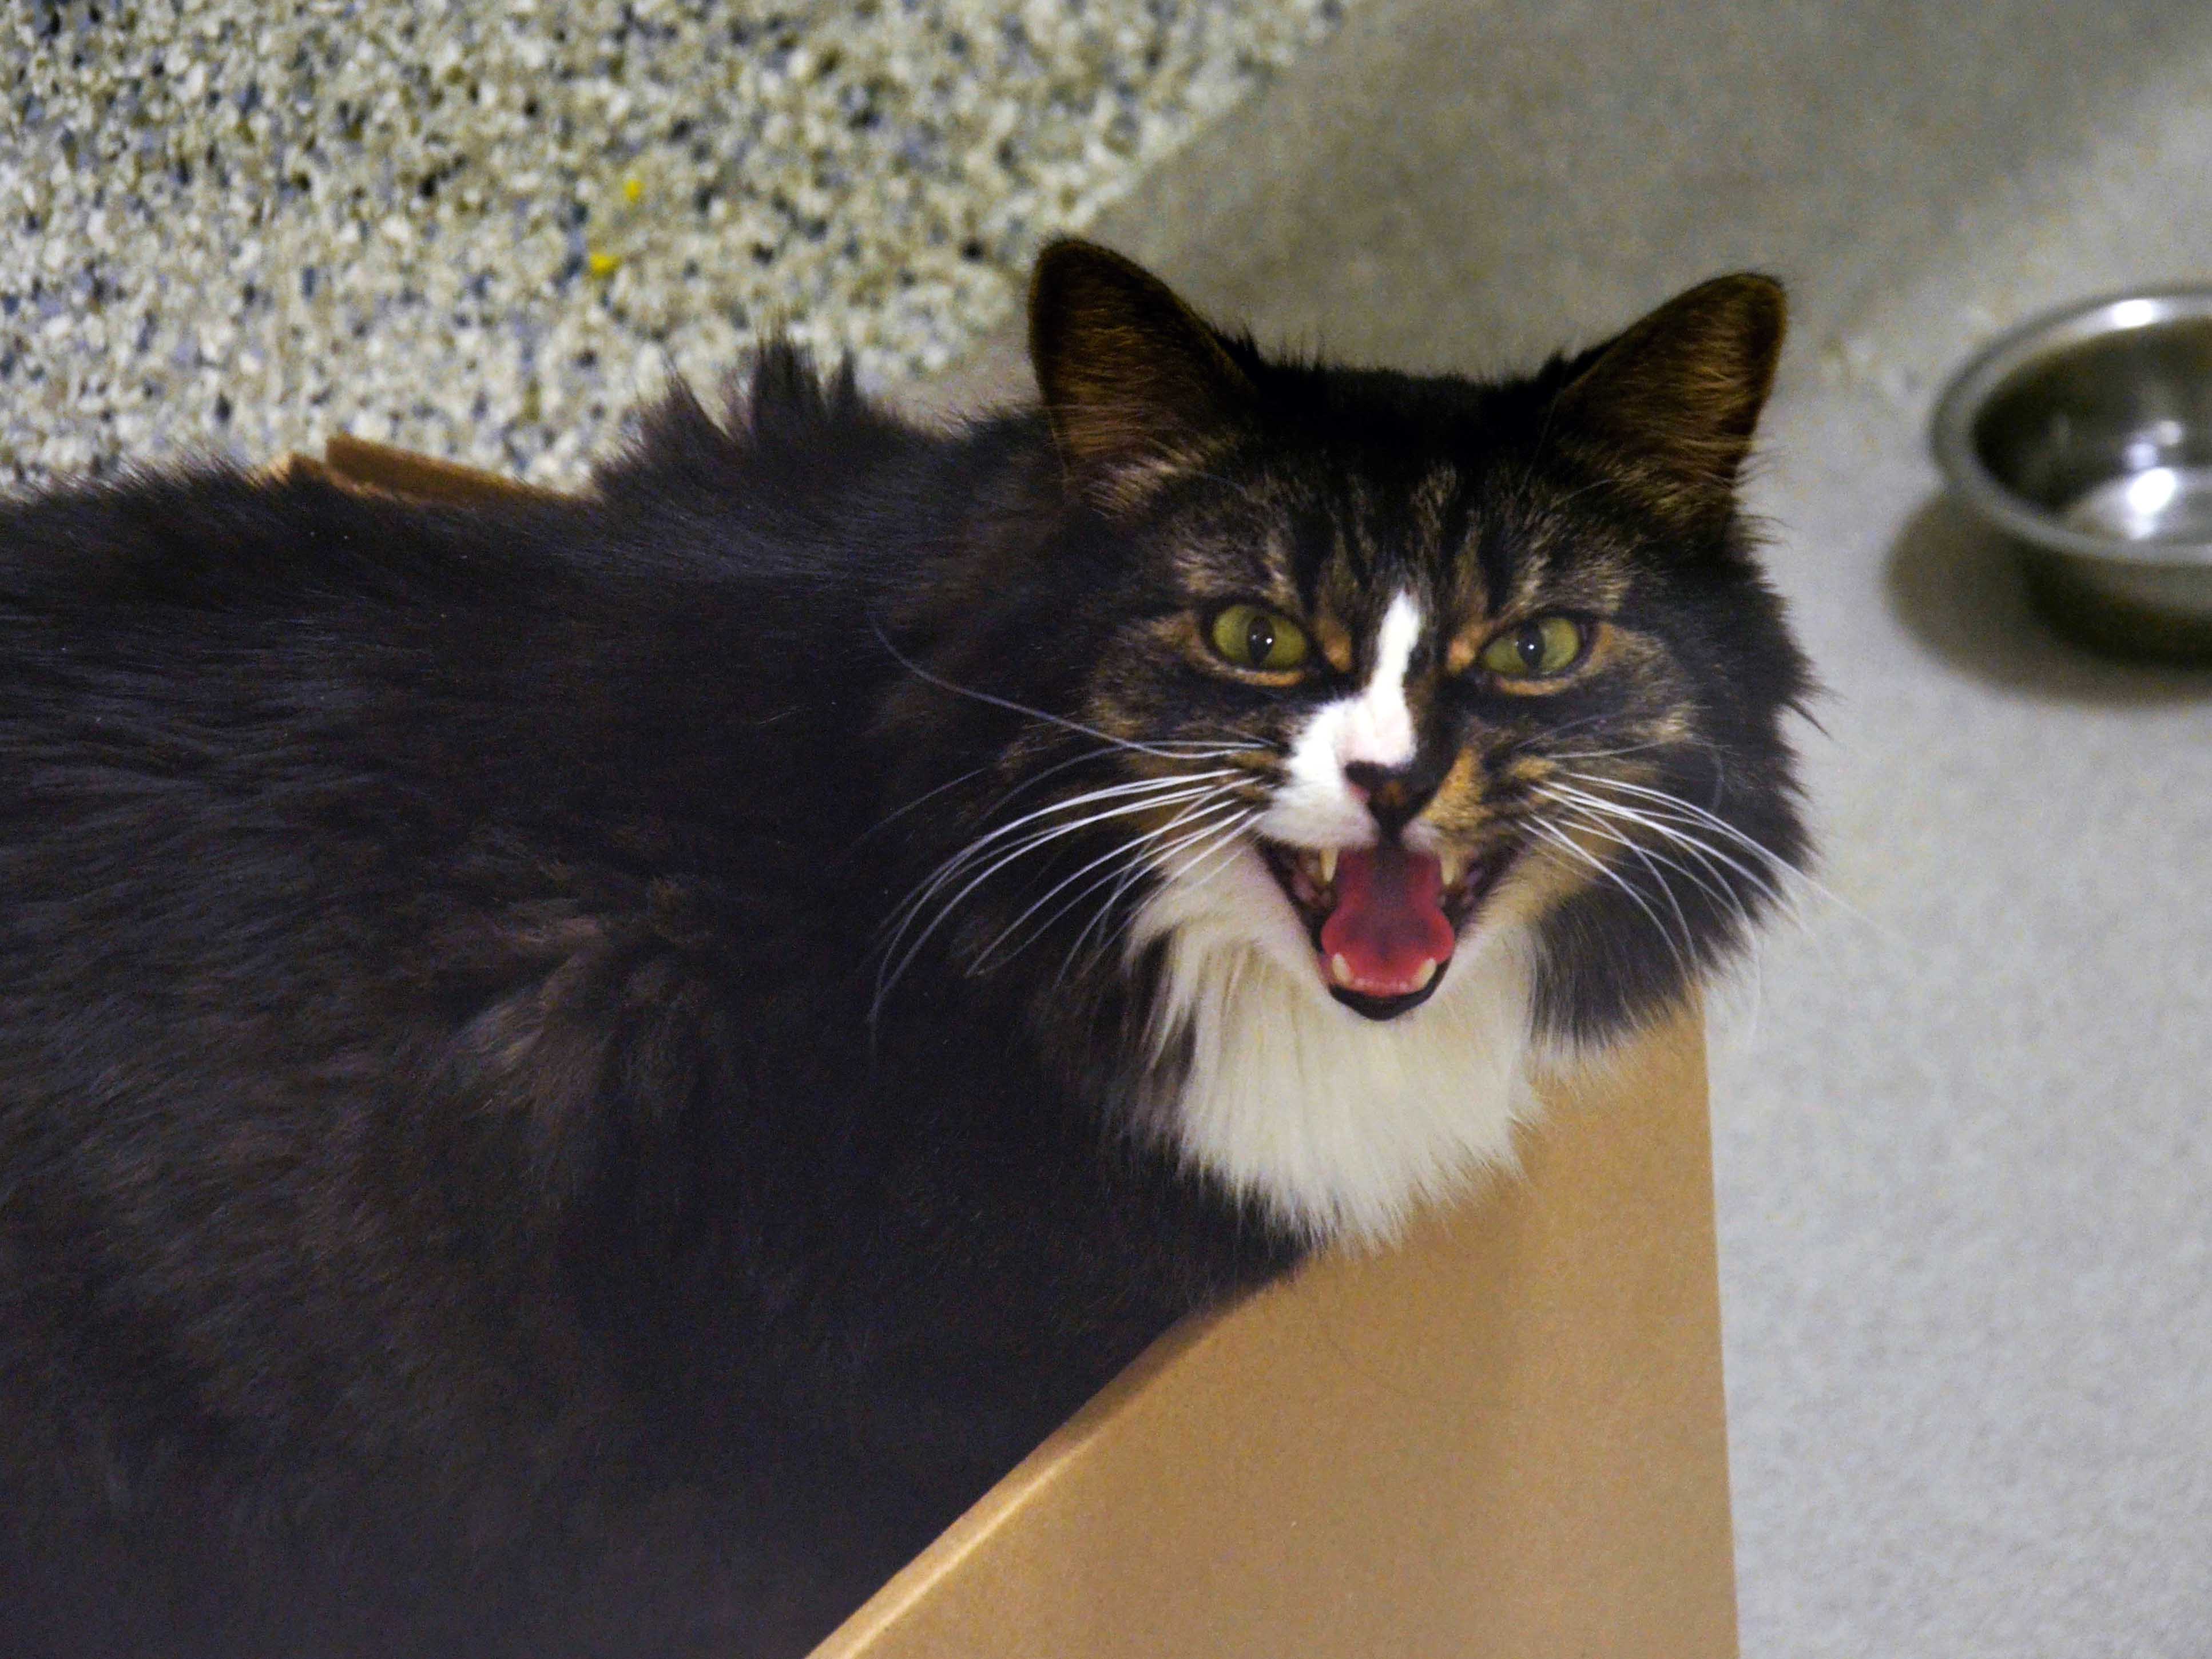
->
[1262, 590, 1424, 848]
[1127, 584, 1536, 1246]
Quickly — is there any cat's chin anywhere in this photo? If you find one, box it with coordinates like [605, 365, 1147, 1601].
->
[1254, 839, 1515, 1021]
[1326, 981, 1446, 1022]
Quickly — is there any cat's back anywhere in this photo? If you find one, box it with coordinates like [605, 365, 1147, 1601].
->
[0, 390, 956, 1577]
[0, 463, 801, 1003]
[0, 380, 956, 1157]
[0, 372, 962, 878]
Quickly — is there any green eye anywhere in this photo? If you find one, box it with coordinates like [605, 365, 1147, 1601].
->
[1209, 604, 1310, 672]
[1478, 616, 1587, 680]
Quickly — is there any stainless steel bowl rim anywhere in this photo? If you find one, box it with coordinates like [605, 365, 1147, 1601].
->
[1929, 286, 2212, 567]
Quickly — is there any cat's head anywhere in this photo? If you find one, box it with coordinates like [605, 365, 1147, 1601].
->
[883, 241, 1809, 1240]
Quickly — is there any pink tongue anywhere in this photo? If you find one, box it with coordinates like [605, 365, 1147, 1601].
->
[1318, 844, 1458, 997]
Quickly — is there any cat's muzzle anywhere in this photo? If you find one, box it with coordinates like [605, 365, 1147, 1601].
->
[1258, 839, 1511, 1021]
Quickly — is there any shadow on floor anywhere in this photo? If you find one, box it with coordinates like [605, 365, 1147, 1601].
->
[1884, 494, 2212, 705]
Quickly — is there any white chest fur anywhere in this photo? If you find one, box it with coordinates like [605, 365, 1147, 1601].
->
[1130, 844, 1538, 1245]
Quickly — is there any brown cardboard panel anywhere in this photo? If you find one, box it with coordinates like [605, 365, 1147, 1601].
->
[311, 434, 561, 506]
[815, 1010, 1737, 1659]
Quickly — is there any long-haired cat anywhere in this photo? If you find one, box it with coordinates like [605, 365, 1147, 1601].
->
[0, 241, 1808, 1657]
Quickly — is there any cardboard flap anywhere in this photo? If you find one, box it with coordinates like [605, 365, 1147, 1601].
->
[272, 435, 562, 507]
[815, 1011, 1736, 1658]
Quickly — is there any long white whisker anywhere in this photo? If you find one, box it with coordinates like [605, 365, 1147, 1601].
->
[871, 617, 1268, 761]
[1521, 724, 1732, 786]
[1542, 797, 1769, 962]
[946, 734, 1265, 824]
[1166, 808, 1262, 891]
[1538, 791, 1753, 912]
[1558, 773, 1789, 870]
[1576, 773, 1899, 947]
[1546, 781, 1796, 912]
[1058, 836, 1188, 985]
[1540, 741, 1679, 764]
[1094, 807, 1262, 970]
[1524, 819, 1696, 983]
[1057, 800, 1253, 982]
[887, 769, 1243, 935]
[968, 790, 1249, 973]
[863, 743, 1244, 858]
[884, 781, 1225, 954]
[1570, 775, 1913, 970]
[1542, 801, 1710, 957]
[1141, 739, 1275, 755]
[1543, 793, 1777, 1033]
[873, 781, 1229, 1017]
[855, 753, 1078, 850]
[1598, 813, 1792, 931]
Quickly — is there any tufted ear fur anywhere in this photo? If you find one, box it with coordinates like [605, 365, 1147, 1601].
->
[1551, 273, 1787, 528]
[1028, 240, 1256, 513]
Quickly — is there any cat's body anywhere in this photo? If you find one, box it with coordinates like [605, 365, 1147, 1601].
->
[0, 245, 1808, 1657]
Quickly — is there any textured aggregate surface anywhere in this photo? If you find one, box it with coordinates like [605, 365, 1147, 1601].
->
[0, 0, 1340, 486]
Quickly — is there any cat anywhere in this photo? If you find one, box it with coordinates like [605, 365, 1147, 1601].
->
[0, 239, 1809, 1658]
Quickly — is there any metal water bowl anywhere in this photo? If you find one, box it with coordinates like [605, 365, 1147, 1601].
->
[1932, 290, 2212, 661]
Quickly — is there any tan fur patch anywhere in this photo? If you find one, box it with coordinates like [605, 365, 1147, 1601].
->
[1444, 624, 1486, 678]
[1483, 829, 1601, 932]
[1416, 747, 1487, 839]
[1313, 608, 1355, 674]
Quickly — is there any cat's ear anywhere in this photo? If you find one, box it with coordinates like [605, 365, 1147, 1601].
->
[1028, 240, 1256, 511]
[1551, 273, 1786, 527]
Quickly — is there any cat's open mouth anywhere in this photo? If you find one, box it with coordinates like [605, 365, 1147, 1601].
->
[1258, 840, 1507, 1020]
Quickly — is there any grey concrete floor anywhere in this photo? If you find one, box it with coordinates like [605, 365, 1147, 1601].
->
[916, 1, 2212, 1651]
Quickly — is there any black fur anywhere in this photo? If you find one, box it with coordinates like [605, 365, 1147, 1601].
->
[0, 249, 1809, 1656]
[0, 363, 1295, 1657]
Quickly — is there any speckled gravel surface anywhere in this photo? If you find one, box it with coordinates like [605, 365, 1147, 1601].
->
[1, 0, 1341, 486]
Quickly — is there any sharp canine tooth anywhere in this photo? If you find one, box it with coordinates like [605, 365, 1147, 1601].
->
[1439, 850, 1466, 890]
[1331, 953, 1355, 987]
[1412, 957, 1437, 991]
[1318, 848, 1338, 886]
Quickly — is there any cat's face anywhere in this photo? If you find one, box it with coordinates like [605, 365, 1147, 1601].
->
[1026, 243, 1808, 1043]
[1083, 441, 1697, 1028]
[879, 243, 1807, 1239]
